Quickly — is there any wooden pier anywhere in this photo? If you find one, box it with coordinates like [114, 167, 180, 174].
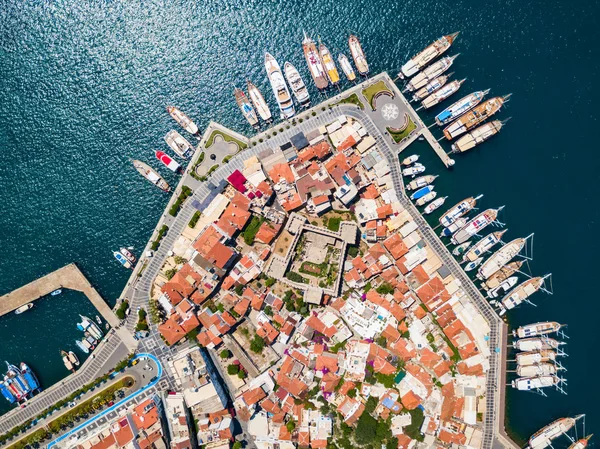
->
[0, 263, 119, 328]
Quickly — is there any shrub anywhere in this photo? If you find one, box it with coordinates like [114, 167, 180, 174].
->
[116, 300, 129, 320]
[174, 256, 187, 264]
[250, 334, 265, 353]
[265, 277, 276, 288]
[312, 111, 316, 116]
[165, 268, 177, 280]
[376, 283, 394, 295]
[242, 216, 264, 245]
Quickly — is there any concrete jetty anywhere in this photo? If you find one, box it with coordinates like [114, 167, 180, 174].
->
[0, 263, 119, 329]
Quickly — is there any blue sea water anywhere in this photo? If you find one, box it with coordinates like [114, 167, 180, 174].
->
[0, 0, 599, 439]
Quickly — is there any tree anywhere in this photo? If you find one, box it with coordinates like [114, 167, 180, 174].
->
[250, 335, 265, 353]
[233, 442, 242, 449]
[237, 370, 247, 379]
[165, 268, 177, 280]
[227, 364, 239, 375]
[286, 420, 296, 433]
[264, 306, 273, 316]
[376, 283, 394, 295]
[355, 412, 377, 444]
[265, 278, 276, 287]
[220, 349, 232, 359]
[365, 396, 378, 414]
[347, 388, 357, 398]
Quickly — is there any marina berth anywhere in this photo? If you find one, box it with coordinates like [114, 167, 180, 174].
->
[513, 337, 563, 351]
[477, 236, 528, 280]
[338, 54, 356, 81]
[411, 73, 453, 101]
[303, 32, 329, 89]
[75, 339, 89, 354]
[68, 351, 79, 366]
[132, 160, 170, 192]
[348, 34, 369, 75]
[517, 363, 558, 378]
[166, 106, 198, 135]
[420, 78, 465, 109]
[247, 80, 273, 122]
[443, 94, 511, 140]
[517, 349, 557, 366]
[483, 260, 524, 290]
[435, 89, 490, 126]
[406, 174, 437, 191]
[155, 150, 182, 173]
[462, 229, 507, 263]
[526, 416, 582, 449]
[464, 257, 483, 272]
[451, 206, 503, 245]
[439, 195, 481, 227]
[451, 119, 505, 153]
[514, 322, 563, 339]
[493, 275, 550, 315]
[61, 350, 74, 372]
[403, 54, 458, 92]
[415, 191, 437, 206]
[283, 63, 311, 107]
[164, 130, 194, 159]
[265, 52, 295, 119]
[512, 375, 561, 391]
[424, 196, 447, 214]
[319, 40, 340, 84]
[399, 32, 459, 79]
[234, 87, 259, 128]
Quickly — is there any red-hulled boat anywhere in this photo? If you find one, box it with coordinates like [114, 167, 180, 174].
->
[155, 151, 182, 173]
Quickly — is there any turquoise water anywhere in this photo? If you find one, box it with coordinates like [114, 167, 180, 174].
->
[0, 0, 598, 439]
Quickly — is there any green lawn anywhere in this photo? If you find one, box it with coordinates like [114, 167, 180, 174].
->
[205, 130, 248, 150]
[327, 217, 341, 232]
[333, 93, 364, 110]
[387, 116, 417, 144]
[362, 80, 393, 110]
[242, 216, 265, 245]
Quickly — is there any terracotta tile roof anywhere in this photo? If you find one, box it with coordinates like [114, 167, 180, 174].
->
[321, 372, 341, 393]
[377, 204, 394, 219]
[400, 390, 421, 410]
[416, 277, 450, 309]
[193, 225, 235, 269]
[234, 298, 250, 317]
[315, 354, 338, 373]
[158, 316, 186, 345]
[396, 434, 413, 449]
[361, 184, 380, 200]
[242, 387, 267, 406]
[337, 135, 357, 152]
[268, 162, 295, 183]
[281, 192, 303, 212]
[412, 265, 430, 285]
[255, 222, 279, 244]
[132, 399, 159, 430]
[298, 431, 310, 448]
[438, 429, 467, 445]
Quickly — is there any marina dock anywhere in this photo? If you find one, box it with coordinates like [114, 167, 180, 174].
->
[0, 263, 119, 329]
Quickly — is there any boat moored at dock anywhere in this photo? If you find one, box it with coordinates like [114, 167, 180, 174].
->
[406, 175, 437, 191]
[155, 151, 182, 173]
[402, 154, 419, 166]
[517, 350, 558, 366]
[440, 217, 468, 238]
[517, 363, 558, 378]
[61, 350, 74, 372]
[14, 303, 34, 315]
[119, 247, 136, 264]
[487, 276, 519, 298]
[421, 79, 465, 109]
[514, 337, 563, 351]
[338, 54, 356, 81]
[492, 275, 550, 315]
[451, 207, 504, 245]
[526, 416, 583, 449]
[247, 80, 273, 122]
[348, 34, 369, 76]
[399, 32, 459, 79]
[404, 54, 459, 92]
[284, 63, 311, 107]
[132, 160, 170, 192]
[319, 41, 340, 85]
[415, 191, 437, 206]
[424, 196, 447, 214]
[410, 185, 434, 201]
[75, 339, 89, 354]
[303, 32, 329, 89]
[265, 52, 295, 119]
[514, 322, 563, 339]
[435, 89, 490, 126]
[234, 87, 259, 128]
[477, 236, 528, 280]
[164, 130, 194, 159]
[113, 251, 132, 269]
[439, 195, 481, 228]
[443, 95, 511, 140]
[411, 73, 453, 102]
[567, 436, 593, 449]
[512, 375, 561, 392]
[166, 106, 198, 135]
[451, 120, 506, 153]
[452, 241, 472, 256]
[462, 230, 507, 263]
[483, 260, 524, 290]
[68, 351, 79, 367]
[402, 163, 425, 177]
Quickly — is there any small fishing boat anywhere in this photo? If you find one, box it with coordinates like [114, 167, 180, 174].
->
[406, 175, 437, 191]
[51, 289, 62, 296]
[440, 217, 468, 238]
[113, 251, 132, 269]
[462, 229, 507, 263]
[483, 260, 524, 290]
[95, 315, 102, 325]
[119, 247, 136, 264]
[338, 54, 356, 81]
[464, 257, 483, 272]
[415, 191, 437, 206]
[14, 304, 34, 315]
[319, 40, 340, 85]
[303, 32, 329, 89]
[164, 130, 194, 159]
[75, 340, 89, 354]
[451, 119, 506, 153]
[284, 62, 311, 107]
[166, 106, 198, 135]
[402, 163, 425, 177]
[132, 160, 170, 192]
[404, 54, 459, 92]
[451, 207, 504, 245]
[452, 241, 472, 256]
[421, 79, 465, 109]
[439, 195, 481, 228]
[265, 52, 295, 119]
[68, 351, 79, 367]
[155, 150, 182, 174]
[402, 154, 419, 166]
[411, 73, 453, 102]
[247, 80, 273, 122]
[398, 32, 460, 79]
[444, 95, 511, 140]
[348, 34, 369, 76]
[435, 90, 490, 126]
[424, 196, 447, 214]
[61, 350, 74, 372]
[410, 185, 434, 200]
[513, 322, 563, 339]
[234, 87, 259, 128]
[487, 276, 519, 298]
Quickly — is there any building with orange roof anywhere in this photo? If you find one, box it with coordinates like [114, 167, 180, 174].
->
[268, 162, 295, 184]
[192, 225, 237, 276]
[255, 222, 280, 244]
[158, 315, 186, 346]
[337, 397, 365, 425]
[383, 233, 409, 260]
